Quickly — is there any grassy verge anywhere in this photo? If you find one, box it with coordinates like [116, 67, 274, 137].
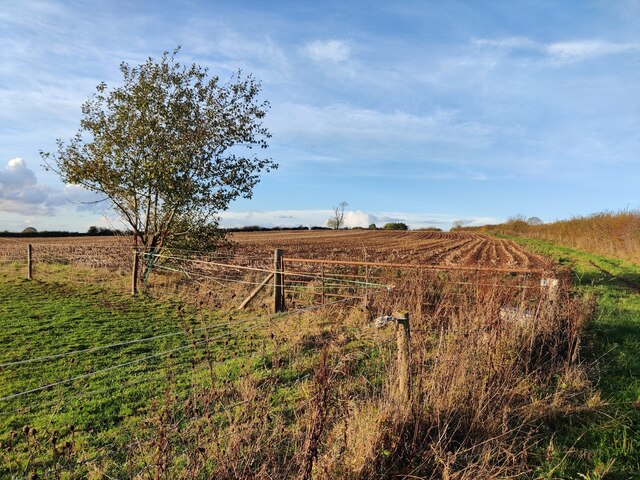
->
[503, 236, 640, 478]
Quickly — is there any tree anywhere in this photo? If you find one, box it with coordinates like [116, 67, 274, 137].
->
[327, 201, 348, 229]
[506, 214, 528, 234]
[527, 216, 543, 226]
[383, 222, 408, 230]
[42, 48, 276, 251]
[368, 223, 377, 229]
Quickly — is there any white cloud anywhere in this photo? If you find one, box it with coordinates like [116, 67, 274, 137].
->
[303, 39, 351, 62]
[220, 209, 330, 228]
[0, 158, 105, 216]
[0, 157, 57, 214]
[342, 211, 373, 228]
[472, 37, 538, 50]
[4, 158, 37, 186]
[474, 36, 640, 62]
[219, 208, 499, 231]
[546, 40, 640, 60]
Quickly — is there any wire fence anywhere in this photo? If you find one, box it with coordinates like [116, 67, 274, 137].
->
[0, 240, 562, 477]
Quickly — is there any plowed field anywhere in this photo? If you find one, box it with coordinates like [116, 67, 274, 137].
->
[0, 231, 547, 271]
[230, 230, 547, 270]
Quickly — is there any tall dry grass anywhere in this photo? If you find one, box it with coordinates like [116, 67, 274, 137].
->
[313, 269, 593, 479]
[499, 211, 640, 263]
[117, 267, 594, 479]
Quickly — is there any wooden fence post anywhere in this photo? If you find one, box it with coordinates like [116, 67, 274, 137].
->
[273, 249, 284, 313]
[541, 277, 559, 303]
[394, 311, 411, 403]
[416, 272, 423, 320]
[131, 250, 139, 295]
[27, 244, 32, 280]
[363, 264, 369, 319]
[320, 264, 325, 306]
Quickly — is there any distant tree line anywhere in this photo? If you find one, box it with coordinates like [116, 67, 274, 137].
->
[224, 225, 332, 232]
[0, 226, 130, 238]
[453, 215, 545, 233]
[1, 223, 440, 237]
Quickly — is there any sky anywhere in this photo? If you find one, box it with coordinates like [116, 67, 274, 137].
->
[0, 0, 638, 232]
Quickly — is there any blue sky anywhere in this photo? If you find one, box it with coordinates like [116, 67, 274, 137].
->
[0, 0, 638, 231]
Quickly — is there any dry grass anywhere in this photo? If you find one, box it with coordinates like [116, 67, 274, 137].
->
[112, 267, 593, 479]
[472, 210, 640, 263]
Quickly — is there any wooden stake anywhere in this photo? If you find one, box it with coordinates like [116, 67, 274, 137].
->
[131, 251, 139, 295]
[363, 264, 369, 319]
[416, 272, 423, 320]
[273, 249, 284, 313]
[238, 272, 274, 309]
[320, 264, 325, 306]
[394, 311, 411, 403]
[27, 244, 32, 280]
[541, 277, 559, 302]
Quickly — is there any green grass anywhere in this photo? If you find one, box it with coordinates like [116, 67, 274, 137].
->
[0, 270, 230, 475]
[0, 262, 387, 478]
[503, 236, 640, 478]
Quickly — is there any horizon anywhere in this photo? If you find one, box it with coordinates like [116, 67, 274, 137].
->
[1, 0, 638, 232]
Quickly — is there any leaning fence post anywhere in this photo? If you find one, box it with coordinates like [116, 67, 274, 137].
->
[273, 249, 284, 313]
[131, 250, 139, 295]
[394, 311, 411, 403]
[27, 244, 33, 280]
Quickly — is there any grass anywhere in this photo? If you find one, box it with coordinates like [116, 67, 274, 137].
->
[0, 262, 386, 478]
[502, 235, 640, 478]
[0, 243, 596, 479]
[0, 266, 216, 474]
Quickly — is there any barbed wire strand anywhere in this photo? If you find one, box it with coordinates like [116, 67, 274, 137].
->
[37, 337, 395, 478]
[154, 255, 390, 289]
[0, 296, 361, 403]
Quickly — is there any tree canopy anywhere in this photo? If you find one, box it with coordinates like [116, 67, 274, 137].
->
[42, 48, 276, 250]
[327, 201, 348, 229]
[383, 222, 408, 230]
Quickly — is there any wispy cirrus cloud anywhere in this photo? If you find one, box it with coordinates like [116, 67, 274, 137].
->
[472, 37, 538, 50]
[474, 36, 640, 62]
[270, 102, 496, 148]
[302, 39, 351, 62]
[546, 40, 640, 60]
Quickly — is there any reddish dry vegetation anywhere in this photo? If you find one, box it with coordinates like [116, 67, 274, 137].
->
[229, 230, 548, 270]
[0, 236, 132, 270]
[467, 210, 640, 263]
